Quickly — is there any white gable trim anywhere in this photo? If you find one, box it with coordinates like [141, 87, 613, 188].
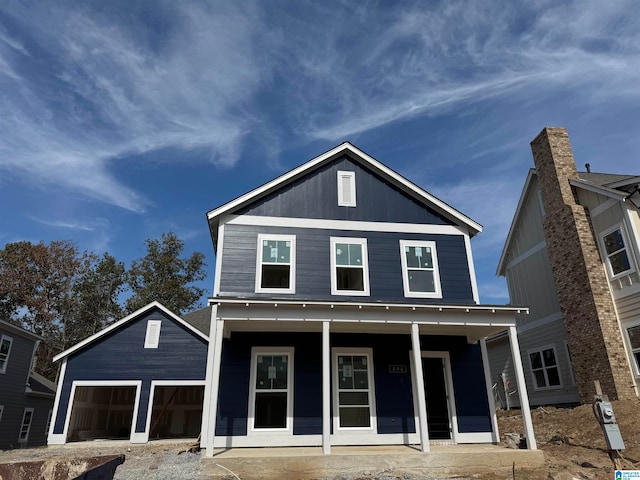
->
[569, 179, 627, 201]
[497, 169, 536, 276]
[225, 214, 466, 236]
[53, 301, 208, 362]
[206, 143, 481, 236]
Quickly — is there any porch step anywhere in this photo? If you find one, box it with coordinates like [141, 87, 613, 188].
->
[201, 445, 545, 479]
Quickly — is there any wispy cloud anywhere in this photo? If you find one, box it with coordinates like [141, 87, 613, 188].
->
[27, 215, 108, 232]
[0, 0, 637, 216]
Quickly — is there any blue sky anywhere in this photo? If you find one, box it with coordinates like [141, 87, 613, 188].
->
[1, 0, 638, 306]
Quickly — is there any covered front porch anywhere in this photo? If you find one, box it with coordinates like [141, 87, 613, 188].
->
[200, 299, 536, 456]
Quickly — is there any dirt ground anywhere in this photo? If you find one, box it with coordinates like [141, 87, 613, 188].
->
[489, 397, 640, 480]
[1, 399, 639, 479]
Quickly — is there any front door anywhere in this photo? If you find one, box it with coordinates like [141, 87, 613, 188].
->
[422, 356, 451, 440]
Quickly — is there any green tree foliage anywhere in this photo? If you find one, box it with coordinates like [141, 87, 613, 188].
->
[125, 231, 206, 315]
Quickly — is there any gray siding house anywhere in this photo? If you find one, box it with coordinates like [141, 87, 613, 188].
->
[489, 127, 640, 407]
[0, 320, 56, 449]
[201, 142, 537, 455]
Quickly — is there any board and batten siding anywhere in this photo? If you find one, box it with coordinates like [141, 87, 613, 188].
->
[52, 308, 208, 437]
[505, 247, 560, 327]
[503, 177, 546, 264]
[218, 224, 474, 303]
[237, 155, 454, 226]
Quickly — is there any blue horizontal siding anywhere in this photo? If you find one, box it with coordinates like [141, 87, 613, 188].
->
[237, 155, 454, 225]
[216, 332, 490, 437]
[53, 308, 208, 436]
[219, 225, 474, 303]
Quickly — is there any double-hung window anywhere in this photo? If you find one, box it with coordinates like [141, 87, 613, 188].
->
[399, 240, 442, 298]
[333, 349, 376, 431]
[249, 347, 293, 432]
[528, 346, 561, 389]
[19, 407, 34, 444]
[331, 237, 370, 296]
[601, 225, 633, 279]
[0, 335, 13, 374]
[256, 235, 295, 294]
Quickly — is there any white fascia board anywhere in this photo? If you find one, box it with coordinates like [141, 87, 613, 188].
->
[496, 169, 536, 277]
[53, 301, 208, 362]
[206, 142, 482, 236]
[569, 179, 627, 201]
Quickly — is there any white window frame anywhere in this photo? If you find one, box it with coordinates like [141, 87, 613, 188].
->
[624, 321, 640, 377]
[600, 224, 636, 280]
[255, 234, 296, 294]
[399, 240, 442, 298]
[248, 347, 294, 434]
[0, 335, 13, 374]
[332, 347, 377, 433]
[45, 409, 53, 436]
[527, 345, 562, 390]
[330, 237, 370, 296]
[337, 170, 356, 207]
[144, 320, 162, 349]
[19, 407, 34, 444]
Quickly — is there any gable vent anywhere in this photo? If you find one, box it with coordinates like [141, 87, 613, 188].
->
[337, 171, 356, 207]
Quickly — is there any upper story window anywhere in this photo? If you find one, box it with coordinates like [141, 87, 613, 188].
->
[144, 320, 161, 349]
[399, 240, 442, 298]
[528, 346, 561, 390]
[331, 237, 370, 296]
[337, 171, 356, 207]
[0, 335, 13, 374]
[601, 225, 634, 279]
[255, 234, 295, 294]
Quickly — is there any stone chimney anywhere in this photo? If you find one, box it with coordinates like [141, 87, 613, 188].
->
[531, 127, 634, 402]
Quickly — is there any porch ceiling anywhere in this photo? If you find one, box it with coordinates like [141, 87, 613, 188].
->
[213, 299, 524, 343]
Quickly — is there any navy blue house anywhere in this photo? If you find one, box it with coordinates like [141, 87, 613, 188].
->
[201, 143, 537, 454]
[48, 302, 208, 445]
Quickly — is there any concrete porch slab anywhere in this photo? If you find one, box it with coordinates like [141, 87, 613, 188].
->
[202, 444, 545, 479]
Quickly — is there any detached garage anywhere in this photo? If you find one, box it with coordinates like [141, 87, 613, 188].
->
[48, 302, 209, 445]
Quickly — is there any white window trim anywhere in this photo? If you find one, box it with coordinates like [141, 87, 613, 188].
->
[600, 223, 636, 281]
[623, 320, 640, 377]
[255, 234, 296, 294]
[399, 240, 443, 299]
[330, 237, 370, 296]
[144, 320, 162, 349]
[248, 347, 294, 435]
[0, 335, 13, 374]
[19, 407, 34, 444]
[337, 170, 356, 207]
[332, 347, 377, 433]
[527, 345, 563, 391]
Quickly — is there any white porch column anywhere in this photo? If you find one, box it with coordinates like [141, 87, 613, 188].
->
[508, 326, 537, 450]
[322, 321, 331, 454]
[204, 317, 225, 457]
[410, 323, 430, 452]
[200, 304, 218, 451]
[480, 338, 499, 443]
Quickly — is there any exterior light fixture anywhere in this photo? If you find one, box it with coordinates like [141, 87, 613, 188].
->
[625, 185, 640, 210]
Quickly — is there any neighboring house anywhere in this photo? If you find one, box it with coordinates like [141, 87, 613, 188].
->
[200, 142, 537, 455]
[48, 302, 209, 445]
[489, 127, 640, 407]
[0, 320, 56, 449]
